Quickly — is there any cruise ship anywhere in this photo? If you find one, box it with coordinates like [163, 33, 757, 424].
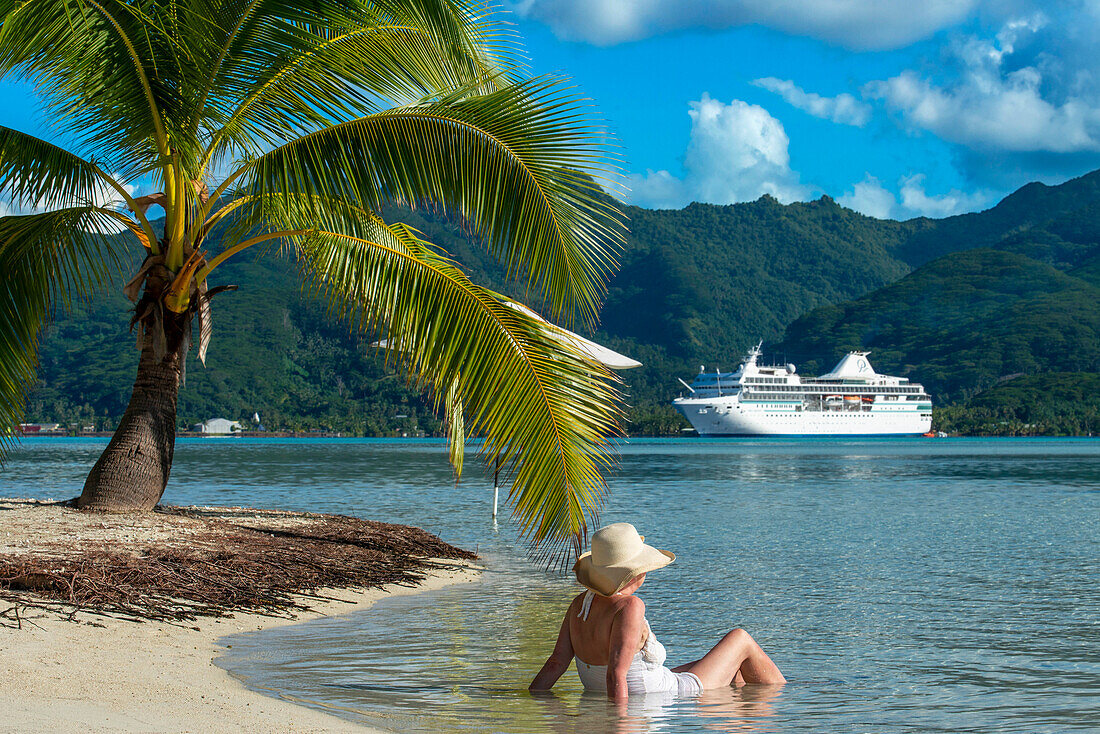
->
[672, 344, 932, 436]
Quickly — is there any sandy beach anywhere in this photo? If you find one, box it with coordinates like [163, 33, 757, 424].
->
[0, 499, 480, 733]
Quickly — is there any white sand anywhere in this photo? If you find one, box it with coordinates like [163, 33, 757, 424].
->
[0, 498, 369, 556]
[0, 499, 481, 733]
[0, 564, 480, 733]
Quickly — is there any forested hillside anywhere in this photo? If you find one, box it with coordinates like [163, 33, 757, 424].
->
[898, 171, 1100, 266]
[775, 249, 1100, 402]
[21, 169, 1100, 436]
[601, 196, 922, 355]
[934, 373, 1100, 436]
[26, 253, 443, 436]
[775, 176, 1100, 435]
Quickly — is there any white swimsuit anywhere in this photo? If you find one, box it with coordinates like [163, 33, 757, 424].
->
[573, 590, 704, 697]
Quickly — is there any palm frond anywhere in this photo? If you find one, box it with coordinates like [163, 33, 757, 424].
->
[0, 206, 130, 456]
[280, 206, 623, 552]
[0, 0, 184, 175]
[0, 0, 629, 550]
[199, 0, 515, 166]
[244, 76, 626, 328]
[442, 374, 465, 479]
[0, 127, 154, 240]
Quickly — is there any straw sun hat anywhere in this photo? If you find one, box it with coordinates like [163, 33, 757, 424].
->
[573, 523, 674, 596]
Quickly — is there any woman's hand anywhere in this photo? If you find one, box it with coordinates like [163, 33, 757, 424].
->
[529, 612, 575, 691]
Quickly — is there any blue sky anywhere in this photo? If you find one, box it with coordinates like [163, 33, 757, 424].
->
[4, 1, 1100, 220]
[505, 0, 1100, 218]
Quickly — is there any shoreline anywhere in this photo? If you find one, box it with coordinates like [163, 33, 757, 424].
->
[1, 562, 481, 733]
[0, 498, 481, 733]
[10, 433, 1100, 442]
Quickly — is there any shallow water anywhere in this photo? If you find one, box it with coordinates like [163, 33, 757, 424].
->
[4, 437, 1098, 732]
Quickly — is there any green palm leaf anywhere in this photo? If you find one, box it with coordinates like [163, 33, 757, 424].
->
[277, 205, 623, 550]
[0, 206, 129, 451]
[199, 0, 512, 160]
[0, 127, 154, 244]
[243, 76, 625, 328]
[0, 127, 109, 207]
[0, 0, 177, 173]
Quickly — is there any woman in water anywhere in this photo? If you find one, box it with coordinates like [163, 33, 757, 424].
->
[529, 523, 785, 701]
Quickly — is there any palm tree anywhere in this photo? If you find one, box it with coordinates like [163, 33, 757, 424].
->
[0, 0, 627, 551]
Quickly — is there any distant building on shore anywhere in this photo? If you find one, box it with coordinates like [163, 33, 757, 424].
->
[17, 423, 64, 435]
[191, 418, 243, 435]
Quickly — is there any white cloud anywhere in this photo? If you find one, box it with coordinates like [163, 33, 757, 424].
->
[627, 94, 810, 208]
[837, 172, 990, 219]
[898, 174, 988, 217]
[752, 77, 871, 126]
[838, 174, 896, 218]
[627, 168, 685, 210]
[866, 15, 1100, 153]
[508, 0, 976, 50]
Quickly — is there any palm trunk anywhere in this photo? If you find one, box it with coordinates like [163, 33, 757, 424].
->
[76, 337, 183, 512]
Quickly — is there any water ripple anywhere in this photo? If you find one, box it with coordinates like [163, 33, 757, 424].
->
[4, 438, 1098, 732]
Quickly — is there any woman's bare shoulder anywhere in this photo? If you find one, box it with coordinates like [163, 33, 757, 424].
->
[615, 594, 645, 618]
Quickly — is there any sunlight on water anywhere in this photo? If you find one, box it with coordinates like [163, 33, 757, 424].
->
[3, 438, 1098, 732]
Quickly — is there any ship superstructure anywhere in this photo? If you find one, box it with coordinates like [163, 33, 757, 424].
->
[672, 343, 932, 436]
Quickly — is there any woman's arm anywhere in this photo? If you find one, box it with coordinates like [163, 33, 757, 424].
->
[606, 596, 645, 701]
[529, 611, 575, 691]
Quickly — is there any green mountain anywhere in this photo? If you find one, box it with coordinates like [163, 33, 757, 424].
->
[774, 248, 1100, 402]
[599, 196, 922, 356]
[605, 171, 1100, 432]
[898, 172, 1100, 266]
[26, 254, 444, 436]
[773, 172, 1100, 434]
[20, 169, 1100, 436]
[934, 373, 1100, 436]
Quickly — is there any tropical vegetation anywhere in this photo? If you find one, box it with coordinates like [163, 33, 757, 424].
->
[776, 249, 1100, 403]
[19, 145, 1100, 440]
[933, 373, 1100, 436]
[0, 0, 630, 550]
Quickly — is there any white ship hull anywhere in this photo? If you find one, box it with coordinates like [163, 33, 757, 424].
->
[673, 396, 931, 436]
[672, 345, 933, 437]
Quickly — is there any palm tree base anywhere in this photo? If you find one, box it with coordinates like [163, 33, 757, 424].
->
[76, 340, 182, 512]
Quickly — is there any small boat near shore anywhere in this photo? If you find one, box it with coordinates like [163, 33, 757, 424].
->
[673, 343, 933, 436]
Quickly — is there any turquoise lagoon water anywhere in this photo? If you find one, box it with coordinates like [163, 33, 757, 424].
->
[3, 437, 1098, 732]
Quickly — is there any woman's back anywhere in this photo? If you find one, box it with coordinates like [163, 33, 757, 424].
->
[568, 590, 647, 666]
[569, 588, 699, 696]
[528, 522, 784, 699]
